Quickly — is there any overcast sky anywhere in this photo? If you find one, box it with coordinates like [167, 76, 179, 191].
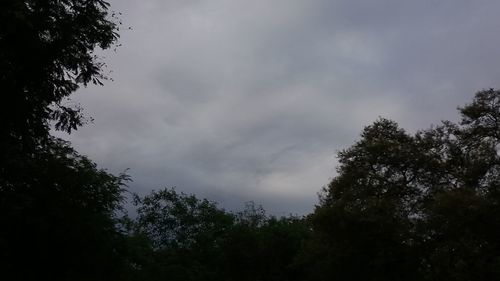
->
[58, 0, 500, 215]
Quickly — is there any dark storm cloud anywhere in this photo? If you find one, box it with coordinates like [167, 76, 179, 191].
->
[60, 0, 500, 214]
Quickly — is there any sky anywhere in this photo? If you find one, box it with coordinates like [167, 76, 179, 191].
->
[58, 0, 500, 215]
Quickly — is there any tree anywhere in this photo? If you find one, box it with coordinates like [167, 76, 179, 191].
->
[130, 189, 310, 281]
[416, 89, 500, 280]
[224, 206, 310, 281]
[0, 0, 119, 145]
[0, 138, 130, 280]
[0, 1, 129, 280]
[303, 119, 421, 281]
[303, 89, 500, 281]
[131, 188, 235, 281]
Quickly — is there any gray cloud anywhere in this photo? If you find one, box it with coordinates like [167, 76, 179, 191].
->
[59, 0, 500, 215]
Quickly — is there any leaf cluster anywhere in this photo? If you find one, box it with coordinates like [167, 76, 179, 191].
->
[305, 89, 500, 281]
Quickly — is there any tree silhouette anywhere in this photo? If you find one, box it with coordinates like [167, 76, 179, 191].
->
[0, 0, 119, 145]
[1, 138, 130, 280]
[129, 189, 309, 281]
[0, 1, 127, 280]
[303, 89, 500, 281]
[2, 2, 500, 279]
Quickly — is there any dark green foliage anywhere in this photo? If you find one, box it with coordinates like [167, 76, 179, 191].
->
[304, 89, 500, 281]
[129, 189, 310, 281]
[2, 1, 499, 279]
[0, 0, 119, 144]
[134, 188, 234, 251]
[131, 188, 235, 281]
[222, 203, 309, 281]
[459, 88, 500, 139]
[0, 1, 129, 280]
[302, 119, 419, 281]
[0, 137, 130, 280]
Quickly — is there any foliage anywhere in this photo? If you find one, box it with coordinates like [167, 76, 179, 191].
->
[0, 137, 130, 280]
[129, 189, 310, 281]
[304, 89, 500, 281]
[0, 1, 129, 280]
[0, 0, 119, 144]
[2, 1, 499, 279]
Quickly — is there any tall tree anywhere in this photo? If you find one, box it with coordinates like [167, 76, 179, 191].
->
[0, 0, 119, 145]
[416, 89, 500, 280]
[304, 89, 500, 281]
[0, 1, 127, 280]
[303, 119, 421, 281]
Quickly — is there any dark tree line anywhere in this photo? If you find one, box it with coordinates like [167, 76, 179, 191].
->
[1, 1, 500, 280]
[125, 189, 309, 281]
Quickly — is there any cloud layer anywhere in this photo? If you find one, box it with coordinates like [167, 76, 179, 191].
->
[60, 0, 500, 215]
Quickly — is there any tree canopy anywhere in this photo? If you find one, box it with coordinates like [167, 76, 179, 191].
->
[304, 89, 500, 281]
[0, 1, 127, 280]
[127, 189, 309, 281]
[1, 138, 131, 280]
[0, 0, 119, 144]
[1, 1, 500, 280]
